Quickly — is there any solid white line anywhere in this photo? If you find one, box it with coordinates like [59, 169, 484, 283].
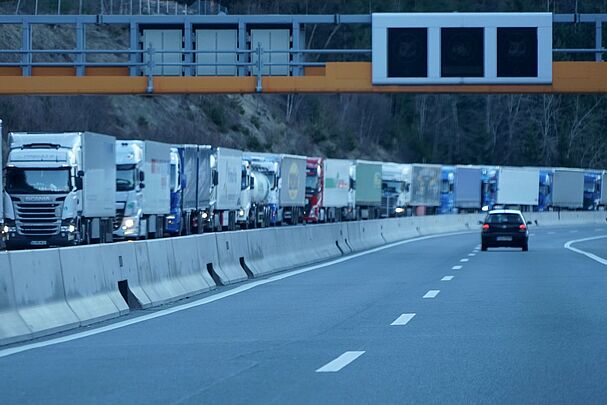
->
[452, 265, 463, 270]
[423, 290, 440, 299]
[316, 351, 365, 373]
[390, 313, 416, 326]
[564, 235, 607, 266]
[441, 276, 454, 281]
[460, 258, 469, 262]
[0, 231, 475, 359]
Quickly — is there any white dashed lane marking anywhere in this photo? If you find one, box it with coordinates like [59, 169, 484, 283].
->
[423, 290, 440, 299]
[316, 351, 366, 373]
[441, 276, 454, 281]
[390, 313, 416, 326]
[460, 258, 469, 263]
[452, 265, 463, 270]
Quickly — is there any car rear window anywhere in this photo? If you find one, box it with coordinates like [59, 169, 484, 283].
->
[486, 213, 524, 224]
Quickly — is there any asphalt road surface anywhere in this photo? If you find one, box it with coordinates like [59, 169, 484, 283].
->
[2, 224, 607, 404]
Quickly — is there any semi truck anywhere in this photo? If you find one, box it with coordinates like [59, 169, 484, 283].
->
[538, 168, 584, 211]
[305, 158, 351, 223]
[236, 159, 254, 228]
[206, 147, 243, 231]
[439, 166, 455, 214]
[381, 163, 409, 217]
[245, 152, 279, 227]
[114, 140, 171, 239]
[352, 160, 382, 220]
[3, 132, 116, 248]
[166, 147, 184, 235]
[405, 164, 442, 216]
[483, 166, 539, 211]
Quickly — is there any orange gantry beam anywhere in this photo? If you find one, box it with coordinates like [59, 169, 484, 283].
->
[0, 62, 605, 95]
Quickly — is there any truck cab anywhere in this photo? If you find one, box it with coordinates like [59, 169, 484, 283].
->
[237, 160, 254, 228]
[537, 169, 553, 212]
[381, 163, 409, 217]
[584, 171, 602, 210]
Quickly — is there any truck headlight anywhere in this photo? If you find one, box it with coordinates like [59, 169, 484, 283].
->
[239, 209, 245, 217]
[395, 207, 405, 214]
[2, 225, 9, 234]
[68, 224, 76, 233]
[201, 212, 209, 220]
[123, 218, 136, 229]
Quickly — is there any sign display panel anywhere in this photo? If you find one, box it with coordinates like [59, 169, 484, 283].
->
[372, 13, 552, 85]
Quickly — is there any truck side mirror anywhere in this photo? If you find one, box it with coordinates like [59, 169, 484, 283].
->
[212, 171, 219, 186]
[139, 183, 145, 189]
[139, 171, 145, 182]
[75, 177, 83, 190]
[77, 170, 84, 177]
[250, 176, 255, 190]
[181, 173, 187, 190]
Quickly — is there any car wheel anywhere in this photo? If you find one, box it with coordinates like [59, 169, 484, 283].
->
[522, 242, 528, 252]
[481, 243, 488, 251]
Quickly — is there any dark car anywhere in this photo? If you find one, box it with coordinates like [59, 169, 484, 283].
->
[481, 209, 530, 251]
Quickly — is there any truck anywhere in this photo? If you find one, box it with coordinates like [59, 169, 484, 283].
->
[114, 140, 171, 239]
[404, 164, 442, 216]
[244, 152, 280, 227]
[484, 166, 539, 211]
[453, 166, 482, 213]
[381, 162, 409, 217]
[206, 147, 243, 231]
[305, 158, 351, 223]
[538, 168, 584, 211]
[352, 160, 382, 220]
[3, 132, 116, 248]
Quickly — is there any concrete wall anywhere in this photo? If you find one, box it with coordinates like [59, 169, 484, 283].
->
[1, 211, 605, 346]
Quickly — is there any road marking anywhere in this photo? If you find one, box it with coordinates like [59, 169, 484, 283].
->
[0, 230, 475, 359]
[468, 253, 476, 257]
[423, 290, 440, 299]
[441, 276, 454, 281]
[460, 258, 469, 262]
[452, 265, 463, 270]
[565, 235, 607, 266]
[316, 351, 365, 373]
[390, 313, 416, 326]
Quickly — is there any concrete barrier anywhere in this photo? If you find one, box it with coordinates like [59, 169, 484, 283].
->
[245, 227, 278, 277]
[214, 232, 251, 283]
[171, 236, 216, 293]
[8, 248, 80, 338]
[0, 252, 31, 345]
[303, 223, 345, 261]
[97, 242, 153, 309]
[59, 245, 127, 326]
[135, 239, 192, 307]
[195, 233, 224, 286]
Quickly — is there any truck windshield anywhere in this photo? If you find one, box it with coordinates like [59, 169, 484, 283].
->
[117, 164, 137, 191]
[306, 175, 319, 194]
[6, 167, 71, 194]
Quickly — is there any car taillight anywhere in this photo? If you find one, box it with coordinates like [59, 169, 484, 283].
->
[482, 224, 489, 231]
[519, 224, 527, 231]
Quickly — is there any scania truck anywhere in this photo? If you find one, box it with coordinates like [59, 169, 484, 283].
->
[3, 132, 116, 248]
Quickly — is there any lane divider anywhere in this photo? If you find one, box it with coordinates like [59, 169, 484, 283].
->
[316, 351, 365, 373]
[452, 265, 463, 270]
[460, 258, 469, 263]
[441, 276, 454, 281]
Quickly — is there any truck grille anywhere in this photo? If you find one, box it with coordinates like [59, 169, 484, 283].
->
[15, 202, 62, 236]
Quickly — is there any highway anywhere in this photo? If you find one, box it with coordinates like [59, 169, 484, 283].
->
[2, 225, 607, 404]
